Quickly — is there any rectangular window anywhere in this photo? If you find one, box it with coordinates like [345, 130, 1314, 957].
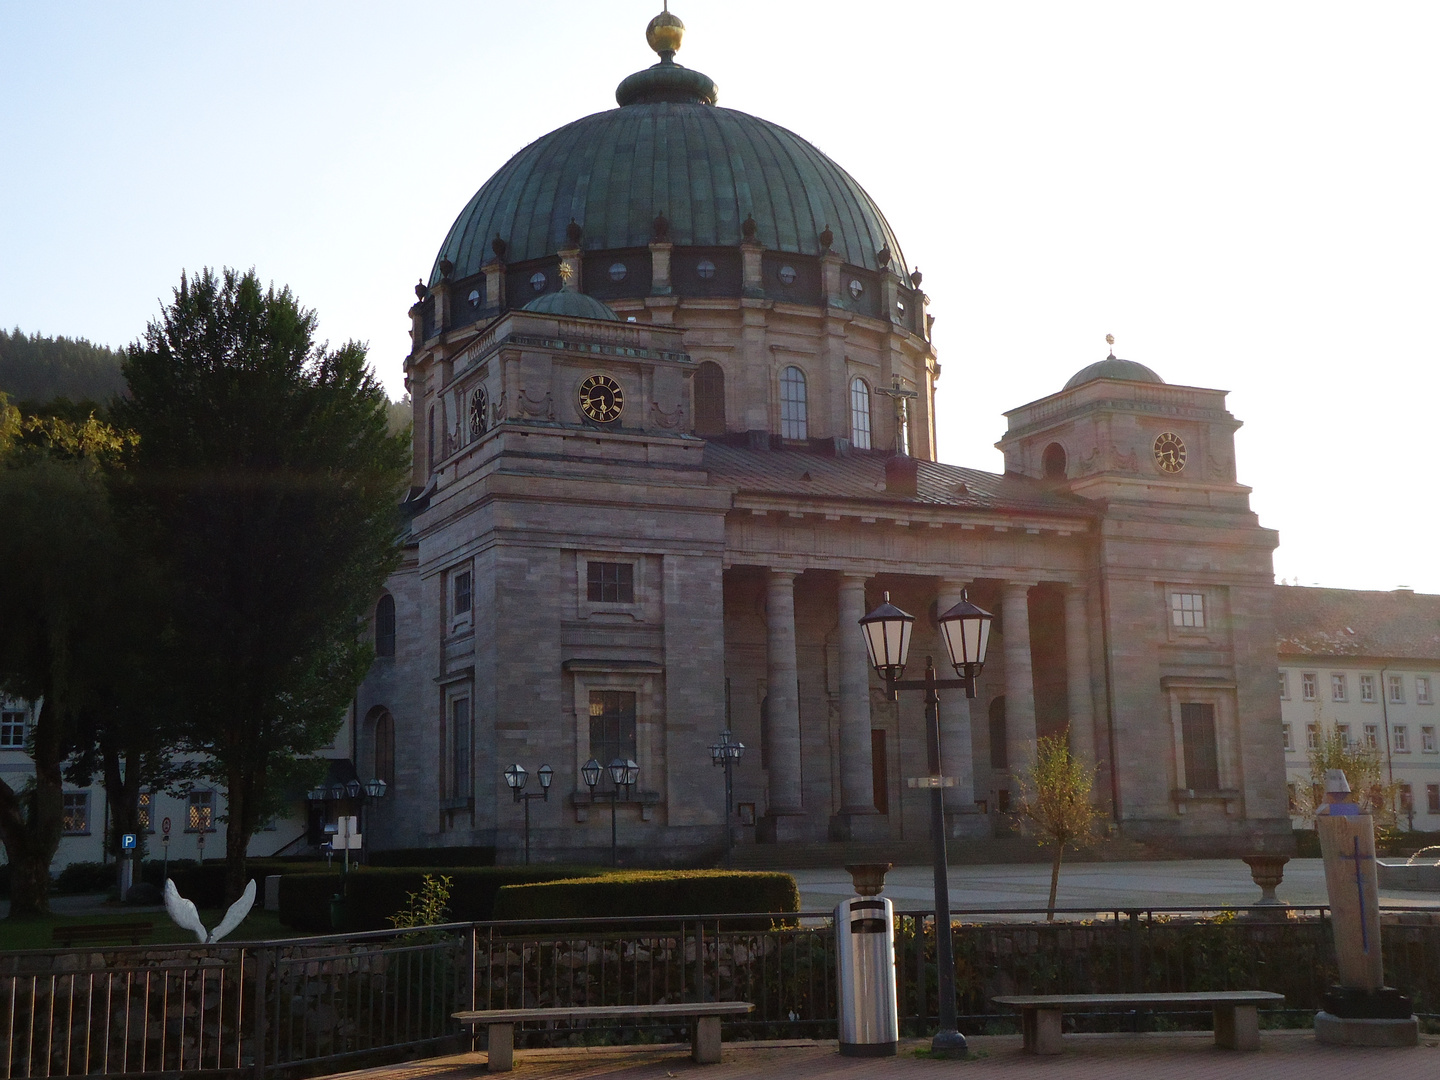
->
[1180, 702, 1221, 792]
[1394, 725, 1409, 752]
[1336, 723, 1351, 747]
[588, 690, 638, 790]
[0, 710, 25, 748]
[451, 697, 472, 800]
[1363, 723, 1379, 750]
[1278, 672, 1289, 700]
[1360, 674, 1376, 702]
[187, 790, 215, 832]
[62, 792, 90, 835]
[137, 791, 153, 832]
[1287, 783, 1299, 814]
[1389, 675, 1405, 704]
[1429, 784, 1440, 814]
[587, 561, 635, 604]
[1331, 674, 1347, 702]
[1419, 677, 1433, 705]
[1424, 725, 1437, 753]
[1282, 723, 1293, 752]
[1302, 673, 1317, 701]
[453, 571, 472, 618]
[1170, 592, 1205, 628]
[1401, 784, 1414, 812]
[1307, 723, 1319, 750]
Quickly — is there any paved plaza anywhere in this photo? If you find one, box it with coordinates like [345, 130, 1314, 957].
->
[788, 857, 1440, 914]
[325, 1032, 1439, 1080]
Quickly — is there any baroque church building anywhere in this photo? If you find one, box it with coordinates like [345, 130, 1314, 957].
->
[355, 12, 1289, 863]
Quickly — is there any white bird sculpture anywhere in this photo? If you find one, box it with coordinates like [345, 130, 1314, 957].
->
[164, 878, 256, 944]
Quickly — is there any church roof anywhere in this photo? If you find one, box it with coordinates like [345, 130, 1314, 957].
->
[1063, 355, 1165, 390]
[702, 442, 1094, 516]
[521, 291, 621, 321]
[1275, 586, 1440, 661]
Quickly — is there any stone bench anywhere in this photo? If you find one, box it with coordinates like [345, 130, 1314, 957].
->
[991, 991, 1285, 1054]
[453, 1001, 754, 1071]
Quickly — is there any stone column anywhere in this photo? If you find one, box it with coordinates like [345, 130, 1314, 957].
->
[830, 574, 886, 840]
[1001, 582, 1039, 788]
[760, 570, 805, 841]
[937, 580, 987, 837]
[1063, 584, 1098, 779]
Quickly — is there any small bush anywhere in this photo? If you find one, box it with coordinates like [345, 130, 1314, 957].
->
[54, 861, 115, 894]
[140, 857, 330, 908]
[491, 870, 800, 924]
[278, 865, 605, 933]
[389, 874, 453, 929]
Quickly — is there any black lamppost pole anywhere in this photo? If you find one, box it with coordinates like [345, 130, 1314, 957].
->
[859, 589, 993, 1059]
[583, 757, 638, 867]
[504, 763, 552, 865]
[708, 731, 746, 867]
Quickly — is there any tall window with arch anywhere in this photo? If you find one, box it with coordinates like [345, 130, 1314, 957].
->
[694, 361, 726, 436]
[779, 365, 807, 440]
[373, 710, 395, 786]
[375, 594, 396, 657]
[849, 377, 872, 449]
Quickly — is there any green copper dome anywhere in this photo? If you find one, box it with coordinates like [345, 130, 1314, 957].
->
[1064, 355, 1165, 390]
[430, 93, 908, 286]
[521, 291, 621, 322]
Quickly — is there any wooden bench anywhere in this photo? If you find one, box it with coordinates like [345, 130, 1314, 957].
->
[50, 922, 154, 948]
[991, 991, 1285, 1054]
[453, 1001, 753, 1071]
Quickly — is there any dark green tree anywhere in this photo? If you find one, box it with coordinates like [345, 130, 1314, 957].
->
[0, 328, 126, 407]
[115, 268, 409, 900]
[0, 408, 137, 917]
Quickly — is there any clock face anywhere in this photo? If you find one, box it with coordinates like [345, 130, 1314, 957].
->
[468, 387, 487, 437]
[1154, 431, 1187, 473]
[578, 374, 624, 423]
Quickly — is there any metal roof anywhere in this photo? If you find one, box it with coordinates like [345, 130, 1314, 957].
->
[431, 101, 908, 284]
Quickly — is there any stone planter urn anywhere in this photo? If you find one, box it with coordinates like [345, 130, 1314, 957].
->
[844, 863, 892, 897]
[1242, 855, 1290, 906]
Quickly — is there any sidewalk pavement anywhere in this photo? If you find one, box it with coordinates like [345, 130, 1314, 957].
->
[322, 1031, 1439, 1080]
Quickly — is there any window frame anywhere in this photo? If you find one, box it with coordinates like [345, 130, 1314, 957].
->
[1302, 673, 1317, 701]
[849, 376, 872, 450]
[1278, 672, 1289, 701]
[1331, 673, 1347, 702]
[186, 790, 216, 833]
[1429, 783, 1440, 814]
[693, 361, 727, 437]
[62, 792, 91, 835]
[587, 561, 635, 605]
[1170, 592, 1206, 629]
[1362, 723, 1379, 750]
[375, 594, 397, 658]
[1360, 674, 1376, 702]
[1422, 725, 1437, 753]
[1306, 723, 1319, 750]
[0, 709, 26, 749]
[1394, 724, 1409, 752]
[588, 690, 639, 792]
[1388, 674, 1405, 704]
[779, 365, 808, 441]
[1282, 722, 1293, 753]
[137, 791, 155, 833]
[1419, 676, 1433, 705]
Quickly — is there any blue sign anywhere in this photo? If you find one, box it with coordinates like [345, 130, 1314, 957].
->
[120, 833, 137, 850]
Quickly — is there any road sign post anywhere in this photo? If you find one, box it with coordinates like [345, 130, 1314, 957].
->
[119, 833, 137, 899]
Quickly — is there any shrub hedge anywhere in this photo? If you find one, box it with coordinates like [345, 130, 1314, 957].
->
[491, 870, 801, 923]
[140, 858, 330, 908]
[54, 861, 116, 894]
[279, 865, 607, 933]
[368, 847, 496, 867]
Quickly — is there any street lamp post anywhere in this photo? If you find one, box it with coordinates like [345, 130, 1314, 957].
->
[858, 589, 993, 1058]
[503, 763, 553, 865]
[708, 731, 746, 866]
[582, 756, 638, 867]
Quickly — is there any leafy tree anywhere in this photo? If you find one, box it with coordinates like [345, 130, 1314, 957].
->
[1292, 722, 1399, 837]
[0, 328, 126, 407]
[114, 268, 409, 901]
[0, 410, 137, 917]
[1016, 729, 1102, 920]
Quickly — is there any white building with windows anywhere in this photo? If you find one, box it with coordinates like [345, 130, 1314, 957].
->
[1277, 586, 1440, 829]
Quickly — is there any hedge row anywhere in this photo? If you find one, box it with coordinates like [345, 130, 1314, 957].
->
[491, 870, 801, 923]
[368, 846, 496, 867]
[279, 865, 606, 933]
[140, 858, 330, 908]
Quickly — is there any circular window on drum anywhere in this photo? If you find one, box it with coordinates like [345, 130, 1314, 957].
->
[848, 279, 864, 299]
[696, 259, 716, 280]
[530, 271, 547, 292]
[608, 262, 627, 282]
[778, 265, 797, 285]
[469, 388, 488, 438]
[467, 289, 481, 309]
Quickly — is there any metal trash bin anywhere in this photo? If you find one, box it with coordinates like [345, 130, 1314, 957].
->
[836, 891, 898, 1056]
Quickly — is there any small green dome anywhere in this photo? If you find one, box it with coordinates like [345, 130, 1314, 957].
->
[1064, 355, 1164, 390]
[521, 291, 621, 322]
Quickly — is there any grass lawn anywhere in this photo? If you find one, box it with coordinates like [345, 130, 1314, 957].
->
[0, 904, 308, 951]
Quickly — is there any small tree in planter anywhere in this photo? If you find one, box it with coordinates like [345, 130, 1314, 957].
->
[1016, 730, 1102, 920]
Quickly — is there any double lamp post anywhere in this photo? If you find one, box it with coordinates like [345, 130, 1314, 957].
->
[858, 588, 993, 1058]
[582, 756, 639, 867]
[503, 762, 552, 865]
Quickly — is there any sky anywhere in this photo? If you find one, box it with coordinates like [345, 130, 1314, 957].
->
[2, 1, 1437, 594]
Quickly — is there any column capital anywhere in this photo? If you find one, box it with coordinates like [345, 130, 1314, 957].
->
[1003, 579, 1038, 592]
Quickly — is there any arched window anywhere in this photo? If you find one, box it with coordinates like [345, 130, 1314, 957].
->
[850, 377, 872, 449]
[375, 594, 396, 657]
[779, 366, 807, 440]
[1042, 442, 1067, 480]
[694, 361, 726, 436]
[373, 711, 395, 786]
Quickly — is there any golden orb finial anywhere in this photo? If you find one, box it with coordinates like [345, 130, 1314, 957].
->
[646, 5, 685, 57]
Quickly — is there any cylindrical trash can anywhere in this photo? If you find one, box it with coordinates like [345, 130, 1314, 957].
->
[836, 894, 898, 1056]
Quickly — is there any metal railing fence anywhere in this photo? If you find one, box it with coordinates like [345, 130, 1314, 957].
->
[3, 905, 1438, 1077]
